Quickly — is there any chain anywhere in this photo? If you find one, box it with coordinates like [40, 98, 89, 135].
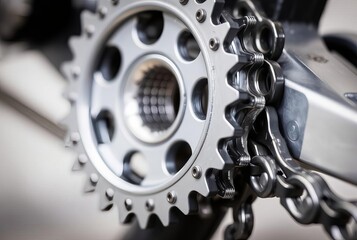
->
[249, 107, 357, 240]
[222, 1, 357, 240]
[221, 1, 286, 239]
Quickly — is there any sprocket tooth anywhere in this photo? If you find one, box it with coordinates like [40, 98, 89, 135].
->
[61, 62, 73, 80]
[81, 10, 98, 26]
[84, 173, 100, 192]
[100, 191, 114, 211]
[63, 89, 79, 103]
[222, 84, 239, 105]
[64, 131, 81, 148]
[179, 198, 190, 215]
[216, 21, 231, 39]
[211, 0, 225, 23]
[97, 0, 112, 9]
[210, 150, 227, 170]
[137, 214, 150, 229]
[69, 36, 83, 53]
[200, 146, 227, 171]
[118, 210, 133, 224]
[159, 211, 170, 227]
[215, 118, 235, 139]
[72, 160, 82, 171]
[221, 53, 240, 73]
[192, 178, 210, 197]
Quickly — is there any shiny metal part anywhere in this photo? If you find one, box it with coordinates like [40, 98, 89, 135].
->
[62, 0, 266, 228]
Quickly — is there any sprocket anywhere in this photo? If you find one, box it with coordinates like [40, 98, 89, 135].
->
[62, 0, 263, 228]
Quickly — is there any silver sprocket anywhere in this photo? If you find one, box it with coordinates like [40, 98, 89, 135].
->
[62, 0, 255, 228]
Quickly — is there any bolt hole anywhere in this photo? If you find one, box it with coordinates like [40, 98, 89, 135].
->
[209, 38, 219, 50]
[196, 9, 206, 22]
[96, 46, 121, 81]
[166, 141, 192, 175]
[123, 151, 148, 185]
[93, 110, 115, 144]
[192, 78, 209, 120]
[137, 11, 164, 45]
[196, 0, 206, 3]
[178, 31, 201, 61]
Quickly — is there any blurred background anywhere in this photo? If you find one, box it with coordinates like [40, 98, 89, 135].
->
[0, 0, 356, 239]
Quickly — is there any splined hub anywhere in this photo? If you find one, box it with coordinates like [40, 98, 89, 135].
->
[137, 66, 179, 132]
[122, 55, 186, 144]
[62, 0, 255, 228]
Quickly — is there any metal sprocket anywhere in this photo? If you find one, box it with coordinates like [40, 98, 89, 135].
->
[62, 0, 256, 228]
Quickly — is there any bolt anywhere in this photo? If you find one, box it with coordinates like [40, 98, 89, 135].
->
[167, 191, 177, 204]
[85, 25, 95, 37]
[98, 7, 108, 18]
[287, 121, 300, 141]
[90, 173, 99, 185]
[192, 166, 202, 179]
[67, 92, 78, 103]
[125, 199, 133, 211]
[209, 38, 220, 51]
[71, 66, 80, 79]
[106, 188, 114, 200]
[196, 9, 206, 23]
[145, 199, 155, 212]
[179, 0, 188, 5]
[78, 154, 88, 165]
[70, 132, 81, 144]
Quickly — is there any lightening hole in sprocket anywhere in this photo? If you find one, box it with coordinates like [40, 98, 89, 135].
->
[178, 31, 201, 61]
[137, 11, 164, 45]
[123, 151, 149, 185]
[96, 46, 121, 81]
[166, 141, 192, 175]
[192, 78, 209, 120]
[93, 110, 115, 144]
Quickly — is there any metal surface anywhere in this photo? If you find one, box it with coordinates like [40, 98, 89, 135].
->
[250, 107, 357, 239]
[278, 25, 357, 184]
